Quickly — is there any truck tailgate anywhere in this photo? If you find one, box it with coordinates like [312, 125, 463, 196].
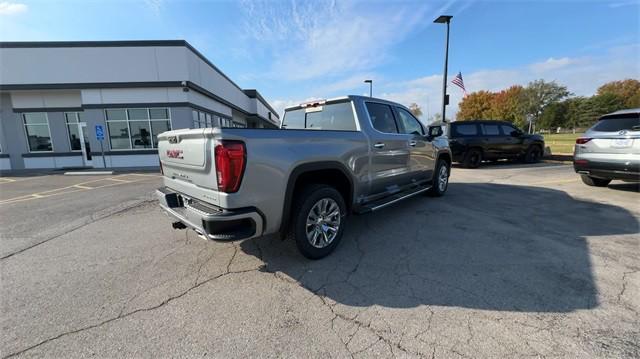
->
[157, 128, 220, 205]
[161, 128, 207, 167]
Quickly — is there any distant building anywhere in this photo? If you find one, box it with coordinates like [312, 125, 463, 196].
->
[0, 40, 279, 170]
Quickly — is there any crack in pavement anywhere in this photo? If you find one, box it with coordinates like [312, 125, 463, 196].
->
[351, 337, 383, 357]
[617, 270, 638, 304]
[193, 245, 217, 286]
[2, 245, 255, 359]
[318, 292, 425, 358]
[253, 233, 459, 358]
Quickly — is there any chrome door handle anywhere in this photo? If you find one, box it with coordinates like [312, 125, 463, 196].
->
[409, 140, 417, 147]
[373, 143, 385, 149]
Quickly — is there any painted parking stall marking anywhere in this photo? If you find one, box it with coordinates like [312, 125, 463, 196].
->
[0, 174, 160, 205]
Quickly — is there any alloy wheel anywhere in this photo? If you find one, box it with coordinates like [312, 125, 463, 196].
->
[438, 165, 449, 192]
[305, 198, 341, 248]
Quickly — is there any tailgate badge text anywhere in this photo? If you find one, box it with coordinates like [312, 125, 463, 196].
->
[166, 149, 184, 159]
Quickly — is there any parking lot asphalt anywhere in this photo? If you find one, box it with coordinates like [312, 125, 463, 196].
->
[1, 164, 638, 358]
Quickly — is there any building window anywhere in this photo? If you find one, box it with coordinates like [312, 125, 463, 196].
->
[192, 109, 233, 129]
[218, 117, 246, 128]
[105, 108, 171, 150]
[65, 112, 83, 151]
[23, 113, 52, 152]
[220, 117, 232, 128]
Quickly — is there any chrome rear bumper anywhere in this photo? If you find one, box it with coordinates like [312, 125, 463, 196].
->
[156, 187, 264, 240]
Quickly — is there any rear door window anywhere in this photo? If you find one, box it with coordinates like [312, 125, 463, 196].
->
[366, 102, 398, 134]
[591, 114, 640, 132]
[395, 108, 424, 135]
[452, 123, 478, 136]
[482, 123, 500, 136]
[282, 101, 356, 131]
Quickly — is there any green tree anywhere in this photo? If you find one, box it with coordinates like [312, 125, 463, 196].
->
[523, 80, 570, 130]
[539, 101, 569, 130]
[597, 79, 640, 108]
[408, 103, 423, 118]
[564, 97, 591, 129]
[457, 91, 495, 120]
[589, 93, 625, 117]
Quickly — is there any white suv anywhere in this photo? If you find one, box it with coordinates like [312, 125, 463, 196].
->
[574, 108, 640, 186]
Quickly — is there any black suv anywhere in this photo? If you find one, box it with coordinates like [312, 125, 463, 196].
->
[449, 120, 545, 168]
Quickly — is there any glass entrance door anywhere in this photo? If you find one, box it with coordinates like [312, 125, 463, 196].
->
[78, 122, 93, 167]
[65, 112, 93, 168]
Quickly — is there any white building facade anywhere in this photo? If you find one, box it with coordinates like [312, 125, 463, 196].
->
[0, 40, 279, 171]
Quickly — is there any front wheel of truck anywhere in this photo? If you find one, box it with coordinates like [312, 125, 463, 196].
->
[289, 184, 347, 259]
[427, 159, 450, 197]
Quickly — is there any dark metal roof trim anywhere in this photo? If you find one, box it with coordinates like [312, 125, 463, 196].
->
[243, 89, 280, 119]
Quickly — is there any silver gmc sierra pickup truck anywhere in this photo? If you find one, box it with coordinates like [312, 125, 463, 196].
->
[157, 95, 451, 258]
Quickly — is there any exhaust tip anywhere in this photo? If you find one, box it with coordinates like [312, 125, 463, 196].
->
[172, 221, 187, 230]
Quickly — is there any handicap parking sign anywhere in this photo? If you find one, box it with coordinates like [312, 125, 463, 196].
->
[95, 125, 105, 140]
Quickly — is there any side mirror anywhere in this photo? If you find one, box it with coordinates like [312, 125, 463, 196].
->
[427, 126, 443, 139]
[511, 130, 523, 137]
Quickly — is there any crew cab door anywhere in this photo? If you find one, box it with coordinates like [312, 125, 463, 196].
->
[394, 106, 435, 179]
[364, 102, 412, 195]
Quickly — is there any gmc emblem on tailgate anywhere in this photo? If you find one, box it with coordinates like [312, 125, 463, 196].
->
[166, 149, 184, 159]
[168, 136, 178, 144]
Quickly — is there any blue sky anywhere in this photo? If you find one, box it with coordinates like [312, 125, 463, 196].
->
[1, 0, 638, 120]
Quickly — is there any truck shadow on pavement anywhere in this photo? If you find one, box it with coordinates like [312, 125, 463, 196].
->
[240, 182, 638, 313]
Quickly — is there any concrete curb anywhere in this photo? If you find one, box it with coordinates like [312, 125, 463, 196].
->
[544, 153, 573, 162]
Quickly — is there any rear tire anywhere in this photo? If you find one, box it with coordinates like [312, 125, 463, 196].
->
[463, 148, 482, 168]
[288, 184, 347, 259]
[524, 145, 542, 163]
[581, 174, 611, 187]
[427, 159, 450, 197]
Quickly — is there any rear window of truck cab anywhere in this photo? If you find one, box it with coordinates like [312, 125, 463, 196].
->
[282, 101, 356, 131]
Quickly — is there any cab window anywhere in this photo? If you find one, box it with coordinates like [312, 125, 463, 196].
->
[395, 108, 424, 135]
[366, 102, 398, 133]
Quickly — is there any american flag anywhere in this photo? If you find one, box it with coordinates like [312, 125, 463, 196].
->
[451, 72, 466, 95]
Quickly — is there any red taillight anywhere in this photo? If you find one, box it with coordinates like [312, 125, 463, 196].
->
[574, 159, 588, 165]
[214, 141, 246, 193]
[576, 137, 592, 144]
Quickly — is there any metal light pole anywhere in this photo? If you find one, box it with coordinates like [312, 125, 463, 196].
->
[434, 15, 452, 123]
[364, 79, 373, 97]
